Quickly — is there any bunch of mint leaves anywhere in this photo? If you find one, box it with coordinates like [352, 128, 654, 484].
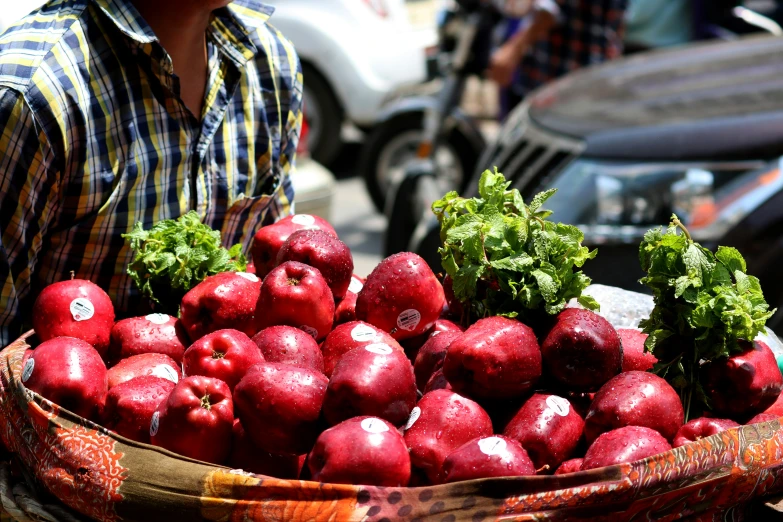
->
[123, 211, 247, 315]
[432, 168, 598, 325]
[639, 215, 775, 420]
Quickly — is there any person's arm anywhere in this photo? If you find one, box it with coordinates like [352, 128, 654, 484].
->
[0, 88, 60, 346]
[487, 0, 561, 88]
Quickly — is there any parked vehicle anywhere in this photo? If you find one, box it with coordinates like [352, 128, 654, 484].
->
[360, 0, 491, 214]
[409, 34, 783, 331]
[264, 0, 437, 165]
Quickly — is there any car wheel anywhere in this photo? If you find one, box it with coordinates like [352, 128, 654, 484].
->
[302, 63, 344, 166]
[359, 111, 480, 213]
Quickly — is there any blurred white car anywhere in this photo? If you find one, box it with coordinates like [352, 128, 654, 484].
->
[0, 0, 45, 33]
[264, 0, 437, 164]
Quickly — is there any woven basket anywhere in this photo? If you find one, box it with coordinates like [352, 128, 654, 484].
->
[3, 331, 783, 521]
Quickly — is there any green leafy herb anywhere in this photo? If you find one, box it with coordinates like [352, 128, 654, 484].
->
[432, 168, 598, 325]
[639, 215, 775, 420]
[123, 211, 247, 314]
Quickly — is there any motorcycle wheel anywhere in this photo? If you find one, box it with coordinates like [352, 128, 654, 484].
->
[359, 111, 481, 213]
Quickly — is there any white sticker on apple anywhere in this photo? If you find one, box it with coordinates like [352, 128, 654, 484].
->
[397, 309, 421, 331]
[361, 417, 389, 434]
[69, 298, 94, 322]
[365, 343, 392, 355]
[404, 406, 421, 431]
[546, 395, 570, 417]
[348, 277, 364, 294]
[351, 324, 378, 342]
[291, 214, 315, 226]
[145, 313, 170, 325]
[300, 325, 318, 339]
[22, 358, 34, 383]
[236, 272, 259, 282]
[478, 436, 507, 456]
[149, 411, 160, 437]
[152, 365, 179, 384]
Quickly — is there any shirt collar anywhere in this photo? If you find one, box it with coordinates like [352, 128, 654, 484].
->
[91, 0, 274, 66]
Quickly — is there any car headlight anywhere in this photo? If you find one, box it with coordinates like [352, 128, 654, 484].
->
[538, 158, 782, 244]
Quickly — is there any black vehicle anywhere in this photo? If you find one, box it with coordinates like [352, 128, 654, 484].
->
[411, 34, 783, 330]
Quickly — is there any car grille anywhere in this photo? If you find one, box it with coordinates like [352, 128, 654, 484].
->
[474, 103, 585, 199]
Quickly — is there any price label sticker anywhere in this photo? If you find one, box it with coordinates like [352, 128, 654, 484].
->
[397, 309, 421, 331]
[152, 365, 179, 384]
[149, 411, 160, 437]
[70, 298, 94, 322]
[146, 313, 170, 325]
[361, 417, 389, 434]
[404, 406, 421, 431]
[351, 324, 378, 342]
[291, 214, 316, 227]
[236, 272, 259, 283]
[348, 277, 364, 294]
[365, 343, 392, 355]
[22, 358, 34, 383]
[546, 395, 571, 417]
[300, 325, 318, 339]
[478, 436, 507, 456]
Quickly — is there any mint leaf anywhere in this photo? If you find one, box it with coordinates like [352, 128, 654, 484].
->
[432, 169, 596, 323]
[638, 214, 776, 420]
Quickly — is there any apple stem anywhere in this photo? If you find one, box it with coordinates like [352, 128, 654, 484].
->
[200, 394, 211, 410]
[70, 270, 74, 280]
[536, 464, 550, 473]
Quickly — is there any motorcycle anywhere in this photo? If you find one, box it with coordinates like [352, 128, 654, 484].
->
[359, 0, 498, 257]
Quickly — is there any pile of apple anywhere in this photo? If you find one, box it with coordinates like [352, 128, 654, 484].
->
[19, 213, 783, 487]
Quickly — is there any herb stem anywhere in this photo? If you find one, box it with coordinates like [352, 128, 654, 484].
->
[671, 215, 692, 241]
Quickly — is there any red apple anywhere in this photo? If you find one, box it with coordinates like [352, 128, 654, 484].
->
[401, 319, 464, 362]
[554, 458, 584, 475]
[747, 413, 778, 425]
[440, 435, 535, 483]
[582, 426, 671, 471]
[762, 393, 783, 417]
[423, 367, 452, 394]
[308, 416, 411, 486]
[107, 353, 181, 389]
[323, 343, 416, 427]
[108, 314, 189, 365]
[228, 419, 303, 478]
[251, 325, 323, 373]
[334, 275, 365, 325]
[182, 329, 263, 391]
[255, 261, 334, 341]
[321, 321, 403, 377]
[414, 330, 462, 391]
[672, 417, 739, 448]
[541, 308, 623, 392]
[503, 393, 584, 470]
[443, 316, 541, 400]
[356, 252, 445, 341]
[441, 275, 464, 320]
[102, 376, 175, 443]
[276, 229, 354, 300]
[617, 328, 657, 372]
[584, 371, 684, 443]
[150, 376, 233, 464]
[32, 279, 115, 359]
[404, 389, 493, 483]
[703, 340, 783, 420]
[23, 337, 108, 421]
[179, 272, 262, 341]
[233, 361, 328, 455]
[252, 214, 337, 278]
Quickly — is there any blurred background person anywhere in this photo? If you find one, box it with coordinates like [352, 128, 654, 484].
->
[623, 0, 693, 54]
[488, 0, 628, 120]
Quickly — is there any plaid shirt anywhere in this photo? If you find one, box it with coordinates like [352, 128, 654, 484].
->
[512, 0, 627, 98]
[0, 0, 302, 345]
